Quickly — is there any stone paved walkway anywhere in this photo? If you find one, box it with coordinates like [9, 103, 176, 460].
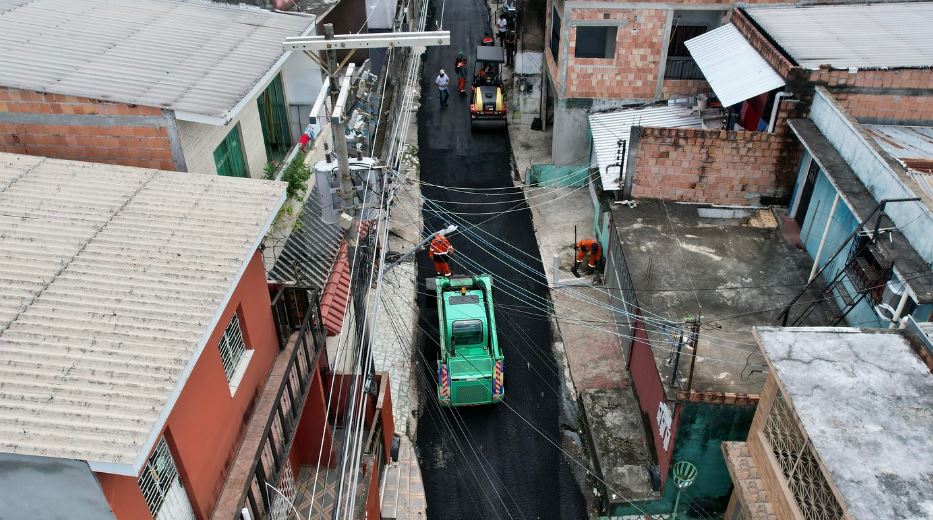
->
[380, 437, 427, 520]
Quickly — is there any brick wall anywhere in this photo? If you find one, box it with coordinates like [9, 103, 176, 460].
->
[662, 78, 710, 99]
[0, 87, 179, 170]
[834, 93, 933, 124]
[631, 126, 800, 206]
[733, 9, 799, 81]
[565, 7, 667, 100]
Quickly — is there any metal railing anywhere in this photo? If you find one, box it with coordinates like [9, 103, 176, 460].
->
[664, 57, 705, 80]
[239, 291, 328, 520]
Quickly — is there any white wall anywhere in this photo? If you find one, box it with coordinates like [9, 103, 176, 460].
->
[177, 99, 268, 179]
[282, 52, 324, 106]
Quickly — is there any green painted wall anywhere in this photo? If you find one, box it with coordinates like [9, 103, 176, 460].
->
[608, 402, 756, 519]
[525, 164, 589, 187]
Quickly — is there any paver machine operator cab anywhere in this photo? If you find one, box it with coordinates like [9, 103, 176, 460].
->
[470, 45, 507, 131]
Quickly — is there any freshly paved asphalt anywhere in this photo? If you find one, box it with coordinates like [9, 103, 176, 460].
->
[412, 1, 587, 518]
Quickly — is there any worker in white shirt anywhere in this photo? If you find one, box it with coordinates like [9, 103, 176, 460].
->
[435, 69, 450, 108]
[496, 15, 508, 44]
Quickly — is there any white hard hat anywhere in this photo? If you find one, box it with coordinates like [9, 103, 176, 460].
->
[439, 69, 445, 75]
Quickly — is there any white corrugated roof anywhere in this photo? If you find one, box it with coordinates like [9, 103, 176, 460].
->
[0, 0, 315, 123]
[589, 106, 703, 191]
[0, 152, 285, 473]
[685, 24, 785, 108]
[746, 3, 933, 70]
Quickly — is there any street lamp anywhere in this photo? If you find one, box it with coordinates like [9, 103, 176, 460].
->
[671, 460, 698, 520]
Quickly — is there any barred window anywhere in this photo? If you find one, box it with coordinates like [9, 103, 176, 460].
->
[764, 393, 844, 520]
[218, 314, 247, 381]
[139, 438, 179, 517]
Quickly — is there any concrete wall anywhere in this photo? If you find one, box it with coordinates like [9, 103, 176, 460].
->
[97, 251, 280, 520]
[809, 89, 933, 263]
[629, 125, 797, 205]
[0, 454, 116, 520]
[177, 99, 268, 177]
[0, 87, 183, 170]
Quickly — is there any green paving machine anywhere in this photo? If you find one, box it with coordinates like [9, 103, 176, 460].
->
[433, 274, 504, 406]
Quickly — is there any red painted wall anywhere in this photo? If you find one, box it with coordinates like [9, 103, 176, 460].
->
[626, 317, 679, 488]
[97, 250, 279, 520]
[97, 472, 150, 520]
[290, 366, 336, 470]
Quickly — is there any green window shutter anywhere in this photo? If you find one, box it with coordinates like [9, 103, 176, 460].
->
[214, 124, 248, 177]
[257, 74, 292, 162]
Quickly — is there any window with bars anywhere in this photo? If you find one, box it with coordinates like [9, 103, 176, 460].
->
[139, 437, 180, 517]
[764, 393, 844, 520]
[218, 314, 248, 381]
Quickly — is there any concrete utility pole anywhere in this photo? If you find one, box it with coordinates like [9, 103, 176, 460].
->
[284, 29, 449, 219]
[322, 24, 356, 213]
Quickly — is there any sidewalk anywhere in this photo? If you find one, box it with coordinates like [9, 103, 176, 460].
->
[511, 120, 657, 504]
[372, 81, 427, 519]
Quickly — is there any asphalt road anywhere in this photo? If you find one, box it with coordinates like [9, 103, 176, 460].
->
[412, 1, 587, 518]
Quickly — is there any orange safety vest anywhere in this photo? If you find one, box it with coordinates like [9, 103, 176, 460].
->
[576, 238, 599, 253]
[430, 235, 453, 257]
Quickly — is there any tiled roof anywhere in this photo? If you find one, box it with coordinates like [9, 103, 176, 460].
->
[0, 152, 285, 473]
[320, 242, 350, 336]
[0, 0, 315, 123]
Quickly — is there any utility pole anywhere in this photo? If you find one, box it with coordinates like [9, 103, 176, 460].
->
[684, 317, 701, 395]
[284, 29, 449, 220]
[322, 24, 356, 213]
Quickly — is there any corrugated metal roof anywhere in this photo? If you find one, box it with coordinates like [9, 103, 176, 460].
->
[0, 0, 315, 122]
[864, 125, 933, 161]
[685, 23, 785, 108]
[864, 124, 933, 200]
[746, 3, 933, 70]
[268, 185, 342, 288]
[0, 152, 286, 472]
[589, 106, 703, 191]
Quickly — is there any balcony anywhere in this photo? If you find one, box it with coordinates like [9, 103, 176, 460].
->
[664, 57, 705, 80]
[210, 286, 328, 520]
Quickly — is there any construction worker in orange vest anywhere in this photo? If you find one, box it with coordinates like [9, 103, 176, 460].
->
[572, 238, 601, 277]
[429, 234, 454, 276]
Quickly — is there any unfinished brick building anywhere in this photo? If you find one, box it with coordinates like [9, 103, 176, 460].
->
[581, 2, 933, 207]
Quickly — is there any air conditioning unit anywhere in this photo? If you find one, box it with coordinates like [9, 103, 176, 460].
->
[874, 279, 912, 322]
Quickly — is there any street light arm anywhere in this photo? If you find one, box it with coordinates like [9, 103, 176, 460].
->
[382, 225, 457, 274]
